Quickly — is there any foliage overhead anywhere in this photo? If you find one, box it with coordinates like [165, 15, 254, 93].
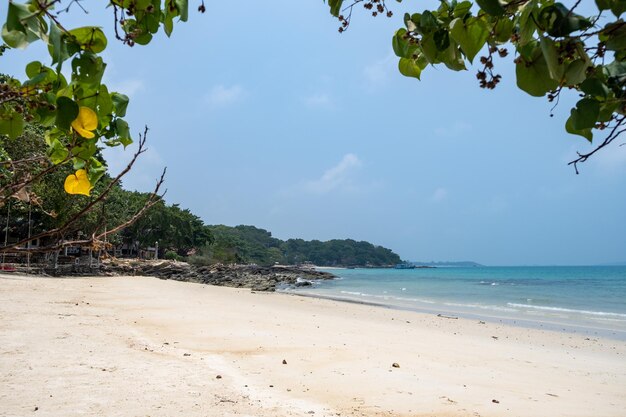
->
[327, 0, 626, 172]
[0, 124, 167, 250]
[1, 0, 195, 195]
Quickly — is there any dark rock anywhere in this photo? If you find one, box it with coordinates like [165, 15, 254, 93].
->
[66, 260, 337, 292]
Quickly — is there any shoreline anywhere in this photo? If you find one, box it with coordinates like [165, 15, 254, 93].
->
[2, 273, 625, 417]
[281, 290, 626, 341]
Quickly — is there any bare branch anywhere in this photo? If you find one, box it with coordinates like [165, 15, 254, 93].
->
[0, 154, 71, 204]
[568, 117, 626, 174]
[95, 167, 166, 239]
[0, 126, 151, 252]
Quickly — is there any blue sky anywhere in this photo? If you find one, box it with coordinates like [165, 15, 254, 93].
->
[4, 1, 626, 265]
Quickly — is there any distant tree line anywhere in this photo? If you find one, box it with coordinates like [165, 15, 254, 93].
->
[196, 225, 401, 267]
[1, 126, 400, 267]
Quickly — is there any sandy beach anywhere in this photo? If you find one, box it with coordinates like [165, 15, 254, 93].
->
[1, 274, 625, 417]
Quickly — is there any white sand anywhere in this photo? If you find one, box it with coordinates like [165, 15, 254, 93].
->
[1, 274, 625, 417]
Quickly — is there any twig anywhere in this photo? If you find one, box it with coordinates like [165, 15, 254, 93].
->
[568, 117, 626, 174]
[96, 168, 166, 239]
[0, 126, 151, 252]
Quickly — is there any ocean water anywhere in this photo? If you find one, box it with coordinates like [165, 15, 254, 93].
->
[283, 266, 626, 339]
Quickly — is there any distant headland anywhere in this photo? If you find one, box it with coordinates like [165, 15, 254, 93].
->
[409, 261, 485, 268]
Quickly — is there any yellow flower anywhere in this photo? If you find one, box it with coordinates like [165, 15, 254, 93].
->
[71, 106, 98, 138]
[64, 169, 92, 196]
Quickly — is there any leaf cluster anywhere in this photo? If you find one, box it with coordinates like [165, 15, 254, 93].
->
[331, 0, 626, 171]
[1, 0, 190, 191]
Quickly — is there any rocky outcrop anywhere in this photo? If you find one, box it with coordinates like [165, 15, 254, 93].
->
[98, 260, 335, 292]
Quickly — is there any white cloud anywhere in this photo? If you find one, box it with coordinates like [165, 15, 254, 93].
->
[431, 187, 448, 202]
[363, 53, 394, 88]
[434, 121, 472, 137]
[108, 79, 144, 97]
[205, 84, 246, 107]
[305, 153, 362, 194]
[303, 93, 333, 108]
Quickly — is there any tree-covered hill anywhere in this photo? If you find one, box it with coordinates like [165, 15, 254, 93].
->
[202, 225, 401, 267]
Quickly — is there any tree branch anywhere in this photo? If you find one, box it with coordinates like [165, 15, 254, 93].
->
[568, 116, 626, 174]
[0, 126, 151, 252]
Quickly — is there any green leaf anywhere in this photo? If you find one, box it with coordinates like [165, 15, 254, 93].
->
[175, 0, 189, 21]
[449, 17, 489, 63]
[115, 119, 133, 147]
[71, 53, 106, 87]
[540, 37, 564, 81]
[518, 0, 538, 46]
[598, 102, 620, 122]
[570, 98, 600, 130]
[420, 11, 439, 34]
[164, 15, 174, 37]
[48, 139, 70, 164]
[565, 115, 593, 142]
[603, 22, 626, 51]
[328, 0, 343, 17]
[134, 31, 153, 45]
[111, 93, 130, 117]
[25, 61, 42, 79]
[398, 57, 422, 79]
[87, 157, 107, 185]
[73, 139, 98, 161]
[515, 48, 559, 97]
[0, 112, 24, 140]
[493, 18, 514, 43]
[453, 1, 473, 18]
[580, 78, 610, 99]
[73, 158, 86, 170]
[442, 40, 467, 71]
[1, 2, 47, 49]
[2, 25, 28, 49]
[564, 59, 590, 85]
[476, 0, 505, 16]
[611, 1, 626, 17]
[538, 3, 592, 37]
[55, 96, 79, 131]
[81, 85, 113, 126]
[433, 29, 450, 51]
[597, 0, 626, 17]
[393, 29, 409, 57]
[604, 60, 626, 78]
[68, 27, 107, 53]
[48, 23, 70, 68]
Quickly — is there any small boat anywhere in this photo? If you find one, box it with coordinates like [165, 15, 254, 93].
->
[394, 263, 416, 269]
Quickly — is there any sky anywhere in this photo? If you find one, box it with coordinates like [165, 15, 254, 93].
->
[3, 1, 626, 266]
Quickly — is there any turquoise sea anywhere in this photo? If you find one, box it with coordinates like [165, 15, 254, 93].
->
[283, 266, 626, 340]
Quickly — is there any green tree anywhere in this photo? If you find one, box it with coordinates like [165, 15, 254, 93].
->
[327, 0, 626, 172]
[0, 123, 161, 251]
[121, 201, 213, 256]
[1, 0, 194, 197]
[1, 1, 184, 252]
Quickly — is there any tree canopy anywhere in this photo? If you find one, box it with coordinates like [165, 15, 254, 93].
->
[1, 0, 193, 198]
[202, 224, 402, 267]
[327, 0, 626, 172]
